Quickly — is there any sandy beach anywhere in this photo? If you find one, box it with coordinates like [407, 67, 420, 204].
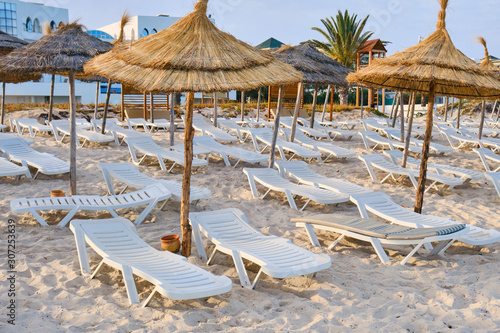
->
[0, 108, 499, 332]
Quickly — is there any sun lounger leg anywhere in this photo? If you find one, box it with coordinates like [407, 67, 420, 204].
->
[327, 234, 345, 250]
[247, 176, 260, 198]
[260, 189, 271, 199]
[57, 207, 79, 227]
[232, 159, 241, 168]
[108, 210, 120, 218]
[167, 163, 176, 173]
[300, 199, 311, 211]
[121, 265, 140, 304]
[33, 170, 40, 180]
[133, 200, 158, 225]
[207, 247, 218, 266]
[141, 287, 158, 308]
[370, 238, 390, 264]
[380, 173, 392, 184]
[278, 146, 286, 160]
[73, 229, 91, 275]
[90, 260, 105, 279]
[251, 269, 263, 290]
[302, 223, 320, 247]
[401, 243, 424, 265]
[232, 250, 252, 288]
[439, 239, 456, 253]
[284, 190, 298, 210]
[427, 240, 452, 256]
[191, 221, 208, 260]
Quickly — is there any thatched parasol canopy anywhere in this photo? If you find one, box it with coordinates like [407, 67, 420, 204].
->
[0, 23, 113, 76]
[478, 37, 500, 78]
[0, 31, 29, 55]
[347, 1, 500, 100]
[271, 43, 351, 86]
[84, 0, 301, 92]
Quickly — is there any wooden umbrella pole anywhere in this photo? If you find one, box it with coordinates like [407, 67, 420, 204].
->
[150, 92, 154, 122]
[400, 92, 405, 142]
[456, 100, 462, 129]
[414, 81, 435, 214]
[0, 77, 5, 125]
[267, 86, 271, 120]
[321, 85, 331, 122]
[120, 87, 125, 121]
[101, 80, 112, 134]
[269, 85, 284, 168]
[169, 93, 175, 146]
[450, 98, 455, 118]
[213, 92, 218, 127]
[382, 88, 386, 115]
[181, 91, 195, 257]
[290, 82, 304, 142]
[143, 92, 147, 120]
[329, 86, 334, 121]
[391, 92, 400, 127]
[490, 100, 497, 119]
[402, 92, 416, 168]
[478, 100, 486, 139]
[389, 91, 398, 119]
[49, 74, 55, 122]
[240, 91, 245, 122]
[495, 101, 500, 122]
[310, 85, 318, 128]
[444, 96, 449, 122]
[360, 87, 364, 119]
[256, 88, 261, 122]
[68, 71, 77, 196]
[93, 81, 99, 120]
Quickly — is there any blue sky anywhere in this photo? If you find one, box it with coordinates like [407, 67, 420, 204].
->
[40, 0, 498, 60]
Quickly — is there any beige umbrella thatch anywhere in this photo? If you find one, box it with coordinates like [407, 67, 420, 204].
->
[85, 0, 302, 257]
[347, 0, 500, 213]
[0, 31, 42, 124]
[0, 23, 113, 195]
[272, 42, 352, 140]
[477, 37, 500, 137]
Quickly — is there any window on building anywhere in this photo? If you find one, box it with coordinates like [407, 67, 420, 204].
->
[0, 2, 17, 36]
[152, 28, 157, 34]
[50, 20, 56, 31]
[87, 30, 114, 41]
[33, 18, 40, 33]
[25, 17, 32, 32]
[140, 28, 148, 38]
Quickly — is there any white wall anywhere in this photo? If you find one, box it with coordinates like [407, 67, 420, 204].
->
[15, 0, 68, 42]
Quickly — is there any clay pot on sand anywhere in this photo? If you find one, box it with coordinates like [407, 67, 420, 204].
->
[161, 235, 180, 253]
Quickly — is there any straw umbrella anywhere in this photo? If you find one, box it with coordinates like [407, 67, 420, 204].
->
[85, 0, 302, 257]
[477, 37, 500, 138]
[347, 0, 500, 213]
[0, 31, 41, 125]
[272, 43, 351, 141]
[0, 23, 113, 195]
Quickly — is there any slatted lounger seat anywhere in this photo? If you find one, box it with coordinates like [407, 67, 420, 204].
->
[297, 117, 356, 140]
[280, 128, 356, 162]
[280, 117, 331, 140]
[0, 138, 69, 178]
[189, 208, 331, 289]
[358, 154, 463, 191]
[14, 118, 53, 137]
[350, 192, 500, 246]
[50, 122, 115, 147]
[485, 172, 500, 198]
[194, 135, 268, 167]
[105, 124, 149, 145]
[126, 118, 170, 133]
[91, 118, 128, 131]
[125, 137, 208, 172]
[474, 148, 500, 171]
[243, 168, 349, 210]
[10, 184, 171, 227]
[274, 160, 371, 196]
[439, 128, 484, 149]
[249, 128, 321, 162]
[190, 114, 237, 143]
[383, 150, 484, 182]
[217, 118, 254, 142]
[382, 128, 452, 155]
[70, 218, 232, 307]
[358, 131, 421, 154]
[0, 157, 31, 179]
[98, 162, 211, 202]
[292, 215, 466, 265]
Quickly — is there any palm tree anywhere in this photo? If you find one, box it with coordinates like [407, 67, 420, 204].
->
[311, 10, 373, 104]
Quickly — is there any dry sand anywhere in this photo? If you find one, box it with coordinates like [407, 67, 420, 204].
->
[0, 109, 498, 332]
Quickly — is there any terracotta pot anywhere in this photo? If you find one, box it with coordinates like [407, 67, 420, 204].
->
[161, 235, 180, 253]
[51, 190, 66, 197]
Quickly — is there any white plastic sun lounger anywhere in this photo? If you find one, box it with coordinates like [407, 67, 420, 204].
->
[70, 218, 231, 307]
[148, 118, 171, 130]
[358, 154, 463, 191]
[217, 118, 253, 142]
[474, 148, 500, 172]
[105, 124, 149, 145]
[189, 208, 331, 289]
[0, 138, 69, 178]
[126, 118, 170, 133]
[318, 119, 358, 130]
[190, 114, 237, 143]
[243, 168, 349, 210]
[249, 128, 321, 162]
[274, 160, 371, 195]
[0, 123, 6, 131]
[439, 128, 484, 149]
[358, 131, 421, 154]
[298, 117, 356, 140]
[280, 117, 331, 141]
[50, 122, 115, 147]
[14, 118, 53, 137]
[98, 162, 211, 202]
[292, 215, 466, 265]
[485, 172, 500, 198]
[280, 128, 356, 162]
[125, 137, 208, 172]
[350, 192, 500, 246]
[248, 117, 274, 128]
[11, 184, 171, 227]
[194, 135, 267, 167]
[383, 150, 484, 182]
[91, 118, 128, 131]
[0, 133, 34, 145]
[382, 128, 452, 155]
[0, 157, 31, 179]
